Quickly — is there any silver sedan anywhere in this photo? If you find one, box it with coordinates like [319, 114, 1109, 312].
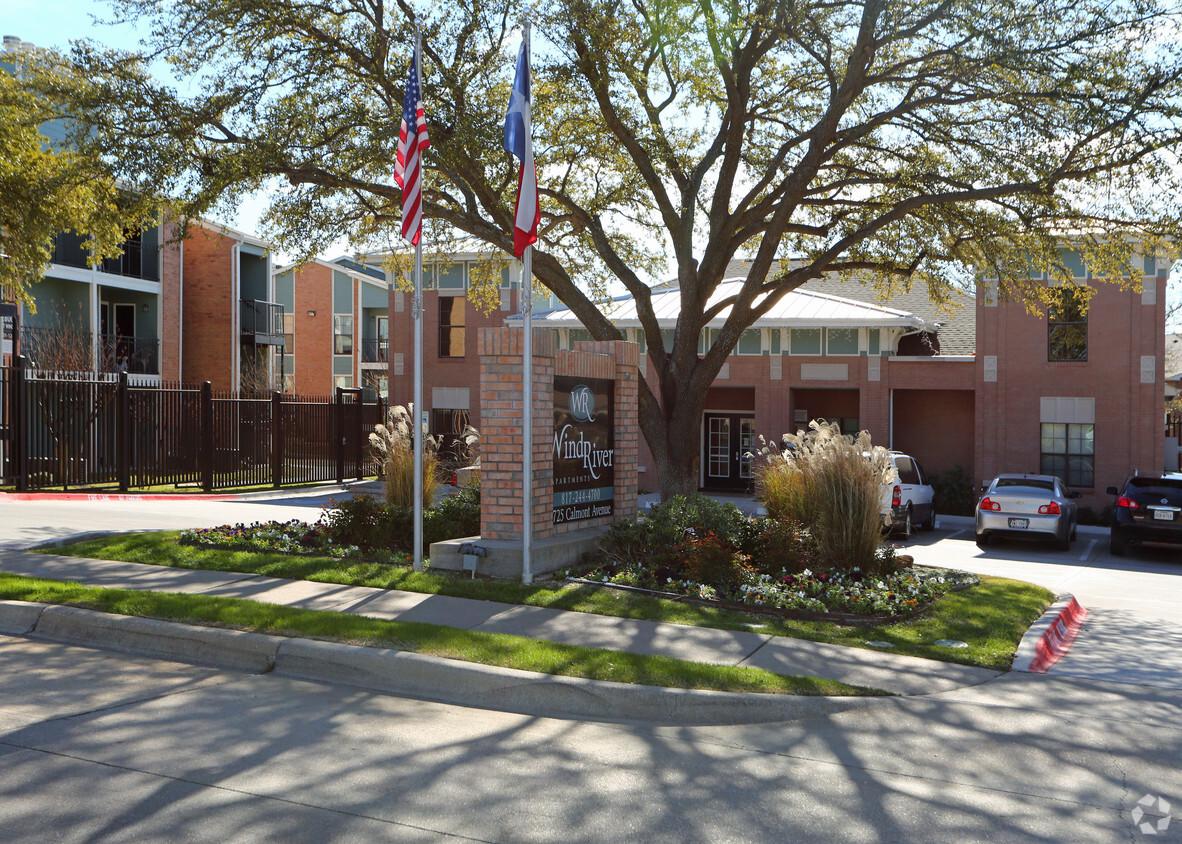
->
[975, 473, 1080, 550]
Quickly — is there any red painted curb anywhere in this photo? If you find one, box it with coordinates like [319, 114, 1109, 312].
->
[1029, 597, 1089, 674]
[0, 493, 240, 502]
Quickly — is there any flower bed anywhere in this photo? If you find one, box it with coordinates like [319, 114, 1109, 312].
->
[578, 561, 971, 620]
[180, 520, 411, 566]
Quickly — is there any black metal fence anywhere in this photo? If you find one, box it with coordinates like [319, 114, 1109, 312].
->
[0, 358, 385, 491]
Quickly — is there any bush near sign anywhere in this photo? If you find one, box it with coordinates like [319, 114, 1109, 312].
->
[553, 375, 615, 525]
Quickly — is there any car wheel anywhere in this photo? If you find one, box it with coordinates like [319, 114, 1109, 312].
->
[1110, 534, 1127, 557]
[975, 532, 989, 548]
[901, 505, 913, 537]
[1070, 521, 1077, 541]
[920, 506, 935, 532]
[1055, 530, 1071, 552]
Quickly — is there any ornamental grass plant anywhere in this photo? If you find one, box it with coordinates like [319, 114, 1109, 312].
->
[370, 402, 440, 509]
[754, 420, 897, 574]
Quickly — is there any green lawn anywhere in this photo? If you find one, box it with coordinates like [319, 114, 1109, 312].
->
[46, 531, 1055, 671]
[0, 573, 874, 696]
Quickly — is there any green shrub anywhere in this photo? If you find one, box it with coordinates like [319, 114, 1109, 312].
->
[753, 420, 893, 573]
[321, 494, 405, 550]
[930, 464, 976, 517]
[324, 486, 481, 551]
[597, 494, 748, 568]
[424, 484, 481, 546]
[671, 531, 753, 592]
[736, 517, 817, 575]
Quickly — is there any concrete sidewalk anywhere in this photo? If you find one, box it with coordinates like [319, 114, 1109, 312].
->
[0, 548, 1000, 697]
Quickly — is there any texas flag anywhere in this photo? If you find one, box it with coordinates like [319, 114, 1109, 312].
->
[503, 38, 539, 256]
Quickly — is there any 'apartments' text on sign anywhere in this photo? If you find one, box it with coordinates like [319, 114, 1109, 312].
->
[552, 375, 615, 524]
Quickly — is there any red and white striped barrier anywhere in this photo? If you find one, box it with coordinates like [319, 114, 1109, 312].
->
[1028, 596, 1089, 674]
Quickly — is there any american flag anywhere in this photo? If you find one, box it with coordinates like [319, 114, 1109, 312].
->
[395, 43, 430, 246]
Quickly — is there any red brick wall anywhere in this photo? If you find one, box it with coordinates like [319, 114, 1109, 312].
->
[291, 263, 335, 394]
[891, 389, 975, 479]
[974, 274, 1164, 509]
[181, 227, 235, 389]
[389, 289, 520, 427]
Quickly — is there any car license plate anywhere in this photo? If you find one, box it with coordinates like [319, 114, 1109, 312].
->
[1008, 518, 1029, 529]
[1154, 510, 1175, 521]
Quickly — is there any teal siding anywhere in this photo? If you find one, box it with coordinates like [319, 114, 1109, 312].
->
[274, 271, 295, 311]
[333, 272, 353, 313]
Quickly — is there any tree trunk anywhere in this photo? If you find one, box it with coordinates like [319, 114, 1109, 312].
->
[638, 374, 706, 501]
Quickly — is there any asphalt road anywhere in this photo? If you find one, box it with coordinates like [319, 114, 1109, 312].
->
[0, 486, 370, 550]
[1, 635, 1179, 843]
[900, 520, 1182, 691]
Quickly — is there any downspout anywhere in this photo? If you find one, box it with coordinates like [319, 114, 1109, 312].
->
[231, 242, 241, 392]
[178, 239, 184, 382]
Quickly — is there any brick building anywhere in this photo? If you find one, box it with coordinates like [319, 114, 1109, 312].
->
[6, 218, 275, 391]
[270, 248, 1166, 510]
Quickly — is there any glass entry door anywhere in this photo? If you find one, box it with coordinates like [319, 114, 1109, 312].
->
[702, 413, 755, 491]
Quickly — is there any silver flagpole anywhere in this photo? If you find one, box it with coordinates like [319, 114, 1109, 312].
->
[520, 19, 533, 585]
[412, 26, 425, 572]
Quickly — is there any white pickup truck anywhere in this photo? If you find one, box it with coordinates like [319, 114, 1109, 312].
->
[881, 451, 936, 535]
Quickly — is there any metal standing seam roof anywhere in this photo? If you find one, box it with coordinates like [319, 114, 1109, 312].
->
[531, 278, 940, 332]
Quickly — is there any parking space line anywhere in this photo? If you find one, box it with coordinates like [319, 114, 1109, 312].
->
[945, 529, 968, 540]
[1078, 539, 1096, 562]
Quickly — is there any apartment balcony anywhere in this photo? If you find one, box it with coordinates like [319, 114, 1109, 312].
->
[100, 334, 159, 374]
[240, 300, 285, 346]
[360, 338, 390, 363]
[52, 231, 160, 282]
[19, 325, 160, 375]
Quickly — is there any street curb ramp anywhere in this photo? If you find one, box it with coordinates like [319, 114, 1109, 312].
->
[1011, 594, 1089, 674]
[0, 600, 876, 726]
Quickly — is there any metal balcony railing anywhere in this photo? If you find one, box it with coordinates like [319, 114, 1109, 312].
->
[240, 300, 285, 345]
[360, 338, 390, 363]
[100, 334, 160, 374]
[18, 325, 160, 375]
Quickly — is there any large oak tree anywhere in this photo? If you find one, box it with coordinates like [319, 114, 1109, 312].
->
[45, 0, 1182, 497]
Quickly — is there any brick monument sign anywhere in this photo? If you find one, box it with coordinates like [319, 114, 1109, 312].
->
[429, 326, 639, 579]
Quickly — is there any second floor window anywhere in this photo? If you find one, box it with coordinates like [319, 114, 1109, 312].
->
[334, 315, 353, 355]
[1048, 287, 1087, 361]
[439, 297, 466, 357]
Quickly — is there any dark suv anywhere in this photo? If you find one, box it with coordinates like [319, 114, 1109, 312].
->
[1107, 472, 1182, 556]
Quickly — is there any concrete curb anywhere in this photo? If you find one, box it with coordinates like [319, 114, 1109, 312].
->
[1012, 593, 1089, 673]
[0, 600, 879, 726]
[23, 531, 156, 551]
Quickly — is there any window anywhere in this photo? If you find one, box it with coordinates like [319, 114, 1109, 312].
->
[1048, 287, 1087, 361]
[737, 328, 762, 355]
[283, 313, 295, 354]
[333, 375, 354, 390]
[334, 315, 353, 355]
[437, 263, 465, 290]
[569, 328, 592, 349]
[438, 297, 466, 357]
[790, 328, 822, 355]
[867, 328, 881, 356]
[826, 328, 859, 356]
[1040, 422, 1094, 487]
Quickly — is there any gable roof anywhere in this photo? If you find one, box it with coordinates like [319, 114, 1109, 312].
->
[531, 278, 940, 332]
[717, 259, 977, 354]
